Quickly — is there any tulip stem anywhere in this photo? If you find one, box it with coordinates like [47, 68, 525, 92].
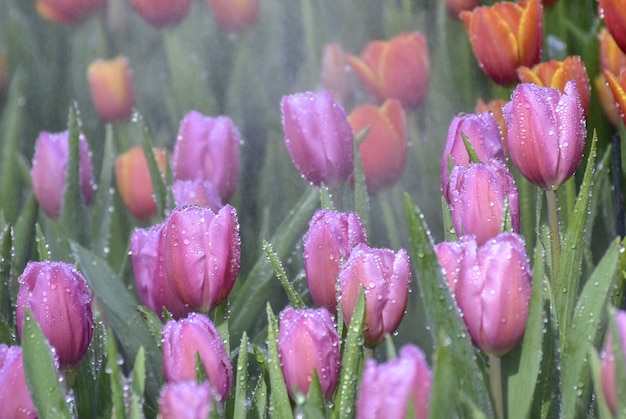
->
[380, 190, 400, 250]
[364, 347, 375, 361]
[489, 354, 504, 419]
[546, 189, 561, 291]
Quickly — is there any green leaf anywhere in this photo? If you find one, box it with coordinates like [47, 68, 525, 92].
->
[107, 327, 125, 419]
[13, 194, 38, 274]
[35, 224, 50, 261]
[251, 363, 268, 419]
[296, 369, 326, 418]
[71, 242, 162, 412]
[263, 240, 305, 309]
[320, 184, 334, 210]
[233, 332, 249, 419]
[266, 303, 293, 419]
[21, 308, 72, 418]
[89, 124, 115, 260]
[441, 197, 456, 242]
[135, 112, 167, 219]
[213, 301, 231, 355]
[135, 305, 164, 349]
[332, 288, 365, 419]
[589, 348, 613, 419]
[562, 238, 620, 418]
[461, 132, 481, 164]
[353, 131, 370, 230]
[428, 334, 459, 419]
[404, 193, 493, 415]
[0, 223, 13, 324]
[130, 347, 146, 419]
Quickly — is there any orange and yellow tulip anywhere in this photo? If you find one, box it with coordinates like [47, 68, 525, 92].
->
[87, 56, 135, 123]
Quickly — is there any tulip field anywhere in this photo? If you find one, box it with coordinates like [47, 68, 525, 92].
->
[2, 0, 626, 418]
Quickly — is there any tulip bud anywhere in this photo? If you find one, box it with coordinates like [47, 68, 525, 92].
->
[162, 313, 232, 401]
[455, 233, 532, 355]
[320, 43, 352, 104]
[131, 0, 192, 28]
[434, 241, 463, 293]
[172, 111, 241, 203]
[207, 0, 260, 33]
[31, 130, 94, 219]
[87, 56, 135, 123]
[35, 0, 106, 24]
[461, 0, 543, 85]
[130, 225, 191, 320]
[600, 310, 626, 415]
[503, 81, 586, 190]
[447, 160, 520, 246]
[440, 112, 505, 202]
[173, 179, 223, 213]
[517, 56, 591, 117]
[303, 210, 367, 314]
[163, 205, 241, 313]
[16, 261, 94, 367]
[346, 32, 431, 110]
[281, 91, 354, 187]
[115, 146, 167, 219]
[349, 99, 408, 193]
[278, 307, 341, 400]
[599, 0, 626, 55]
[158, 381, 214, 419]
[339, 244, 411, 347]
[356, 344, 432, 419]
[0, 345, 37, 419]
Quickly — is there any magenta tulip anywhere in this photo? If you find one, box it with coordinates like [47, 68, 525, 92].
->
[503, 81, 586, 190]
[281, 91, 354, 187]
[172, 179, 223, 213]
[303, 210, 367, 313]
[339, 244, 411, 347]
[158, 381, 214, 419]
[17, 261, 94, 367]
[356, 344, 432, 419]
[162, 313, 232, 401]
[278, 307, 341, 400]
[0, 345, 37, 419]
[600, 309, 626, 415]
[434, 241, 464, 293]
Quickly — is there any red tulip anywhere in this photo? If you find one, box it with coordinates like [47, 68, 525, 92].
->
[131, 0, 192, 28]
[36, 0, 106, 24]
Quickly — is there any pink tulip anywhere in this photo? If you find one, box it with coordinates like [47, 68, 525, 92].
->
[158, 381, 214, 419]
[600, 309, 626, 415]
[0, 345, 37, 419]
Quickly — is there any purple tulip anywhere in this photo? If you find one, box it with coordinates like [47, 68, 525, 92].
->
[130, 224, 192, 320]
[303, 210, 368, 313]
[16, 261, 94, 367]
[356, 344, 432, 419]
[600, 310, 626, 415]
[162, 313, 232, 402]
[503, 81, 586, 190]
[339, 244, 411, 347]
[158, 381, 214, 419]
[434, 240, 463, 293]
[0, 345, 37, 419]
[278, 307, 341, 400]
[281, 91, 354, 187]
[447, 159, 520, 246]
[455, 233, 532, 355]
[30, 130, 94, 218]
[172, 111, 241, 203]
[172, 179, 223, 213]
[441, 112, 506, 202]
[162, 205, 241, 313]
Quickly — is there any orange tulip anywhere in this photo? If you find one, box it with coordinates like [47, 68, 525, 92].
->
[116, 146, 167, 219]
[461, 0, 543, 85]
[87, 56, 135, 123]
[346, 32, 430, 110]
[596, 29, 626, 126]
[599, 0, 626, 54]
[36, 0, 106, 24]
[517, 56, 591, 116]
[446, 0, 479, 18]
[207, 0, 260, 33]
[349, 99, 407, 193]
[604, 69, 626, 127]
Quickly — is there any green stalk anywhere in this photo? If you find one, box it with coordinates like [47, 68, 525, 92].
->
[489, 354, 504, 419]
[380, 190, 400, 249]
[546, 188, 561, 294]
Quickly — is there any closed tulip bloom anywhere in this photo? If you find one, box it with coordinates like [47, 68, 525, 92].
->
[349, 99, 408, 193]
[455, 233, 532, 355]
[346, 32, 431, 110]
[321, 43, 352, 104]
[36, 0, 106, 24]
[604, 68, 626, 127]
[503, 81, 586, 190]
[303, 210, 367, 314]
[163, 205, 241, 313]
[596, 29, 626, 126]
[461, 0, 543, 85]
[600, 310, 626, 415]
[475, 99, 508, 151]
[448, 160, 520, 246]
[115, 146, 168, 219]
[517, 56, 591, 116]
[173, 179, 223, 213]
[356, 344, 432, 419]
[0, 345, 37, 419]
[130, 225, 191, 320]
[441, 112, 506, 202]
[339, 244, 411, 347]
[158, 381, 214, 419]
[17, 261, 94, 367]
[31, 131, 94, 219]
[162, 313, 232, 401]
[599, 0, 626, 54]
[278, 307, 341, 400]
[281, 91, 354, 187]
[131, 0, 192, 28]
[434, 241, 464, 293]
[207, 0, 260, 33]
[87, 56, 135, 123]
[172, 111, 241, 203]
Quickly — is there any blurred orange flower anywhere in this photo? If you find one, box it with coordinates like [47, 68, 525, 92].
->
[596, 29, 626, 126]
[207, 0, 260, 33]
[36, 0, 106, 24]
[87, 56, 135, 123]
